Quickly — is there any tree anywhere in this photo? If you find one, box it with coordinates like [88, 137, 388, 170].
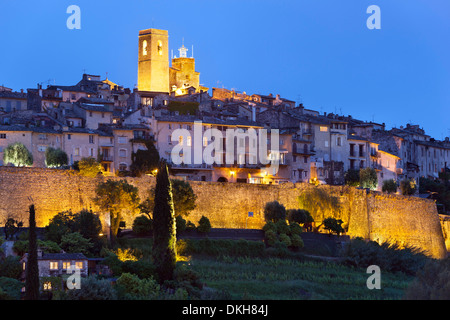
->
[287, 209, 313, 225]
[382, 179, 398, 194]
[25, 204, 39, 300]
[130, 140, 160, 177]
[3, 142, 33, 167]
[45, 147, 68, 168]
[359, 167, 378, 190]
[171, 179, 197, 218]
[132, 215, 153, 236]
[344, 169, 360, 187]
[263, 201, 286, 222]
[197, 216, 211, 234]
[152, 161, 177, 283]
[78, 157, 103, 177]
[323, 217, 345, 235]
[44, 210, 76, 243]
[4, 218, 23, 240]
[400, 178, 417, 195]
[60, 232, 93, 255]
[94, 179, 140, 240]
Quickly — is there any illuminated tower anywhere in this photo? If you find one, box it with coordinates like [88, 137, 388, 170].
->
[138, 29, 169, 93]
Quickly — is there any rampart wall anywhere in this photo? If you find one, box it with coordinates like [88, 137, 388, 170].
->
[0, 167, 446, 258]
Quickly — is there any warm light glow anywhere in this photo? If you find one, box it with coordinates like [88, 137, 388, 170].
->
[115, 248, 138, 262]
[230, 171, 235, 176]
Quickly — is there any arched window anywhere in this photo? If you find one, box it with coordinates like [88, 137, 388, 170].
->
[142, 40, 148, 56]
[157, 40, 163, 56]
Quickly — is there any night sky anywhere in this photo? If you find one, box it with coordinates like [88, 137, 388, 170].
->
[1, 0, 449, 139]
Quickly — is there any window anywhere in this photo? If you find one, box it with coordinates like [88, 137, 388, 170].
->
[75, 261, 83, 269]
[203, 136, 208, 147]
[37, 145, 47, 152]
[187, 136, 192, 147]
[89, 148, 94, 157]
[101, 113, 105, 118]
[336, 137, 342, 146]
[168, 135, 172, 145]
[89, 135, 94, 144]
[119, 149, 127, 158]
[178, 136, 183, 146]
[67, 134, 72, 140]
[119, 163, 127, 171]
[0, 134, 6, 139]
[43, 282, 52, 291]
[49, 262, 58, 270]
[142, 40, 148, 55]
[168, 124, 172, 130]
[63, 262, 71, 270]
[39, 134, 47, 140]
[320, 126, 328, 132]
[157, 40, 163, 56]
[74, 148, 80, 156]
[89, 111, 93, 117]
[118, 137, 127, 144]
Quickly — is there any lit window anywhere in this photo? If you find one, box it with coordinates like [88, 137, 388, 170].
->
[320, 126, 328, 132]
[63, 262, 71, 270]
[75, 262, 83, 269]
[142, 40, 148, 56]
[203, 137, 208, 147]
[43, 282, 52, 291]
[187, 136, 192, 147]
[157, 40, 163, 56]
[178, 136, 183, 146]
[50, 262, 58, 270]
[74, 148, 80, 156]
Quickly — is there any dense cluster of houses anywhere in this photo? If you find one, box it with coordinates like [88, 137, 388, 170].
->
[1, 73, 449, 192]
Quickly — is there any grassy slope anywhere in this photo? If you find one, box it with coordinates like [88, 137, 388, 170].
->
[188, 255, 413, 300]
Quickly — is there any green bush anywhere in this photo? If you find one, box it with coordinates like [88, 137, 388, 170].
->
[262, 221, 277, 233]
[62, 276, 117, 300]
[278, 234, 292, 247]
[289, 222, 303, 236]
[264, 229, 278, 247]
[132, 215, 153, 236]
[290, 234, 304, 249]
[275, 220, 290, 235]
[342, 238, 428, 275]
[323, 217, 345, 235]
[0, 277, 23, 300]
[287, 209, 313, 224]
[176, 215, 187, 234]
[115, 273, 160, 300]
[404, 258, 450, 299]
[382, 179, 398, 193]
[197, 216, 211, 234]
[400, 178, 417, 195]
[0, 256, 22, 280]
[263, 201, 286, 222]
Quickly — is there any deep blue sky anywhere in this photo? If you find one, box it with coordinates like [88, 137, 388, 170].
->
[1, 0, 449, 139]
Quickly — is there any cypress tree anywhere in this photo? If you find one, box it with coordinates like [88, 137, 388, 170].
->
[25, 204, 40, 300]
[152, 161, 177, 283]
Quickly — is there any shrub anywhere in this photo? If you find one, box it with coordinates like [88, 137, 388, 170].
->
[289, 222, 303, 236]
[360, 167, 378, 190]
[290, 234, 304, 249]
[263, 201, 286, 222]
[264, 229, 278, 247]
[0, 277, 23, 300]
[287, 209, 313, 224]
[404, 258, 450, 299]
[344, 169, 360, 187]
[382, 179, 398, 193]
[185, 220, 196, 231]
[322, 218, 345, 235]
[278, 233, 292, 247]
[132, 215, 153, 236]
[63, 276, 117, 300]
[176, 215, 187, 234]
[78, 157, 103, 177]
[0, 256, 22, 279]
[197, 216, 211, 234]
[342, 238, 428, 275]
[262, 221, 276, 233]
[400, 178, 417, 195]
[45, 147, 68, 168]
[115, 273, 160, 300]
[275, 220, 290, 235]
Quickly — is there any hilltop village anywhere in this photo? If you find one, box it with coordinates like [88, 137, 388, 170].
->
[0, 28, 449, 191]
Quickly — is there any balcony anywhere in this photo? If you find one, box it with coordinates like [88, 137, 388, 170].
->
[101, 155, 114, 162]
[169, 163, 213, 170]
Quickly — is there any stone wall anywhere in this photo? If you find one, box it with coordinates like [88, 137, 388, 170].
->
[0, 167, 447, 258]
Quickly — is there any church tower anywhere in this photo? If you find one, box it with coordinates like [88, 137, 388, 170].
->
[138, 29, 169, 93]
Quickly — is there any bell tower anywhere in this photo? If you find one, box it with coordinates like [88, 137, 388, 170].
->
[138, 29, 169, 93]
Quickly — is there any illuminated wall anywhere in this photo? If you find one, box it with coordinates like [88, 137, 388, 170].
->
[0, 167, 446, 259]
